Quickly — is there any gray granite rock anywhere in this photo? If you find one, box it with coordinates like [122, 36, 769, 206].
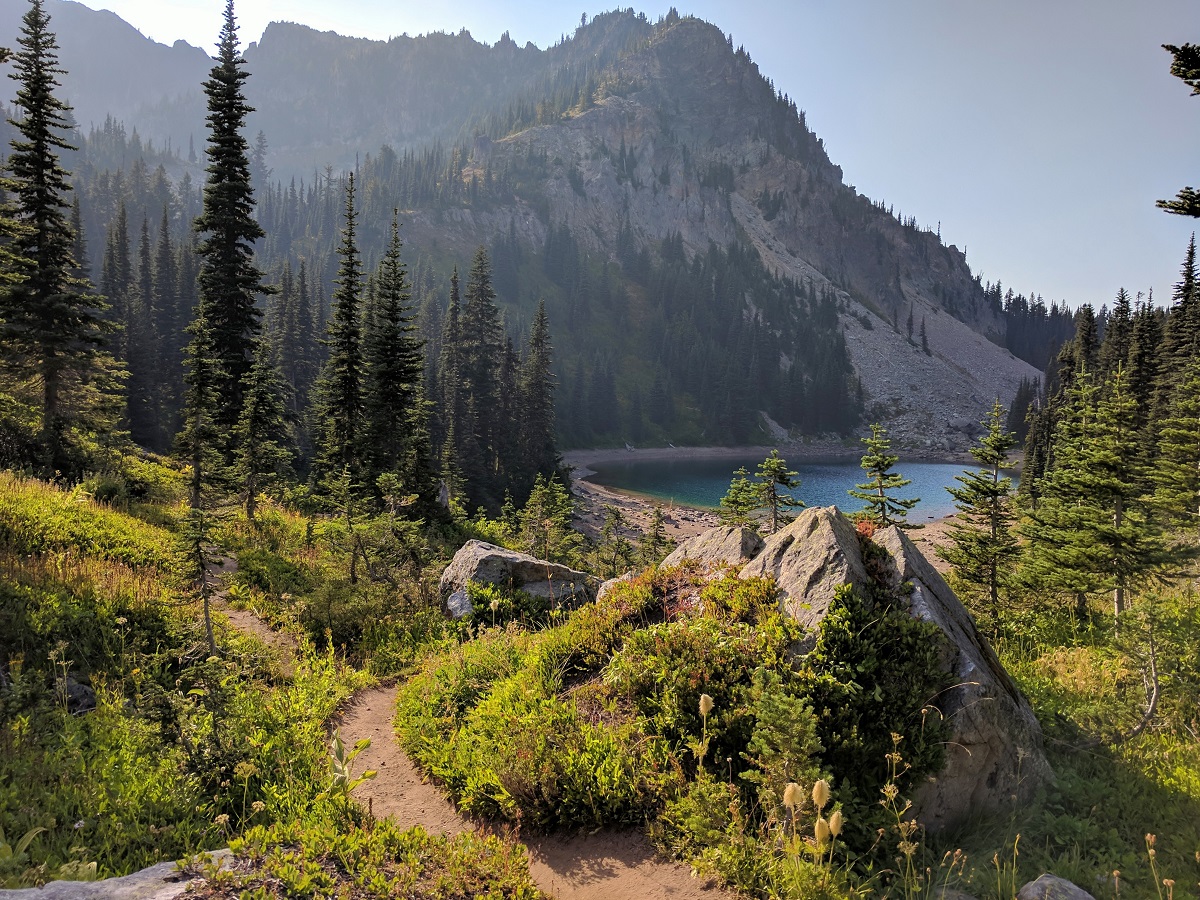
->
[439, 540, 599, 618]
[661, 525, 764, 570]
[737, 506, 1052, 832]
[1016, 874, 1096, 900]
[0, 850, 230, 900]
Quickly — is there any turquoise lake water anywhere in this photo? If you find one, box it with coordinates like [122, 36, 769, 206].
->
[586, 456, 992, 522]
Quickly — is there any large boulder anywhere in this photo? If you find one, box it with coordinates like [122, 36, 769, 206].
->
[739, 508, 863, 629]
[661, 525, 764, 569]
[739, 506, 1052, 832]
[872, 527, 1054, 831]
[439, 540, 599, 618]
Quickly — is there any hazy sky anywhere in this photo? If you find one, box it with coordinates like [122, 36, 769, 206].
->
[66, 0, 1200, 309]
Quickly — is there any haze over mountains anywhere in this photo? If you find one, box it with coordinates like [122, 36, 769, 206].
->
[0, 1, 1041, 449]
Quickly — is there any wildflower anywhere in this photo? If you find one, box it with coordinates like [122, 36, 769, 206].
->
[251, 801, 265, 814]
[699, 693, 714, 718]
[782, 782, 803, 812]
[115, 617, 127, 626]
[73, 820, 85, 830]
[489, 598, 499, 613]
[829, 809, 843, 837]
[214, 814, 230, 828]
[812, 778, 831, 811]
[815, 816, 831, 844]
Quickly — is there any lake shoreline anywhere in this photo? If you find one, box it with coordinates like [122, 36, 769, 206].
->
[565, 445, 964, 567]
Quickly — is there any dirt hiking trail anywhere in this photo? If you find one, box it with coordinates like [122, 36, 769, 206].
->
[338, 685, 731, 900]
[204, 552, 729, 900]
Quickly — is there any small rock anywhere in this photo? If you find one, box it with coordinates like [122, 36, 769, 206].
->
[65, 676, 96, 715]
[0, 850, 231, 900]
[1016, 874, 1096, 900]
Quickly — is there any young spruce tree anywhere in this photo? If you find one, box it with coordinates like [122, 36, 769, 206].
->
[312, 174, 365, 491]
[938, 401, 1019, 619]
[849, 423, 918, 529]
[755, 450, 804, 534]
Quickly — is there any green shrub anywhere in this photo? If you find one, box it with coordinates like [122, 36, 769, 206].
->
[236, 548, 311, 597]
[212, 818, 543, 899]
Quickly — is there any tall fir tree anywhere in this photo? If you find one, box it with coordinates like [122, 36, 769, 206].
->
[849, 423, 918, 528]
[312, 174, 365, 486]
[363, 212, 427, 498]
[192, 0, 270, 437]
[520, 298, 558, 489]
[459, 246, 503, 505]
[2, 0, 107, 471]
[1152, 357, 1200, 538]
[1158, 43, 1200, 217]
[1098, 287, 1132, 377]
[938, 401, 1019, 619]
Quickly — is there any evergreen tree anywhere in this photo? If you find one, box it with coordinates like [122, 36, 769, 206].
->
[192, 0, 270, 436]
[718, 466, 759, 530]
[1099, 287, 1132, 377]
[1158, 43, 1200, 217]
[638, 505, 672, 565]
[520, 298, 558, 489]
[312, 174, 365, 484]
[1021, 368, 1161, 619]
[233, 340, 292, 523]
[849, 423, 918, 528]
[459, 247, 503, 506]
[517, 474, 580, 564]
[754, 450, 804, 534]
[2, 0, 107, 470]
[1152, 357, 1200, 537]
[363, 211, 426, 497]
[938, 401, 1019, 619]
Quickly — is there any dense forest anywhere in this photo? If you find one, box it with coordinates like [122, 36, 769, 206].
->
[4, 1, 1200, 899]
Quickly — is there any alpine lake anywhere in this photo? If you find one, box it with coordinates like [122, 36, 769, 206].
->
[583, 455, 1014, 522]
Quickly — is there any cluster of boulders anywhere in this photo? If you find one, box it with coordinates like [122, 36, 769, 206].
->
[441, 507, 1053, 835]
[433, 508, 1092, 899]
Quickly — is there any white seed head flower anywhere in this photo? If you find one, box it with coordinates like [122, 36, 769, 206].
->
[815, 816, 831, 844]
[699, 693, 714, 718]
[782, 781, 803, 812]
[812, 778, 831, 811]
[829, 809, 843, 837]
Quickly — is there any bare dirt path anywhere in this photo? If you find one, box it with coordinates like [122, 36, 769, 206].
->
[337, 685, 729, 900]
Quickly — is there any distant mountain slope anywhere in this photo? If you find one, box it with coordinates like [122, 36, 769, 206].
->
[0, 4, 1040, 448]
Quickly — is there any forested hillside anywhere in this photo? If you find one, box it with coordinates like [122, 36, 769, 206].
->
[1, 3, 1043, 454]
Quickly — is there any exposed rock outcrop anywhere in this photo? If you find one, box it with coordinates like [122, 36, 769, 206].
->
[739, 508, 862, 629]
[439, 540, 599, 618]
[680, 512, 1052, 831]
[660, 526, 764, 570]
[0, 851, 230, 900]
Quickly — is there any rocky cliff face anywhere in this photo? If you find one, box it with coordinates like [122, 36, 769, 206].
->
[446, 17, 1040, 447]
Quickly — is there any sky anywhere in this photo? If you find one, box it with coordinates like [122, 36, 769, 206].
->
[66, 0, 1200, 310]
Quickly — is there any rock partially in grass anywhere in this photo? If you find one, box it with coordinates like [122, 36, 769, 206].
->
[0, 851, 230, 900]
[660, 525, 764, 570]
[1016, 874, 1096, 900]
[736, 506, 1052, 832]
[439, 540, 599, 618]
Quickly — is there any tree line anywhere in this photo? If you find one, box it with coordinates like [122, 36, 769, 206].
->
[0, 0, 558, 524]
